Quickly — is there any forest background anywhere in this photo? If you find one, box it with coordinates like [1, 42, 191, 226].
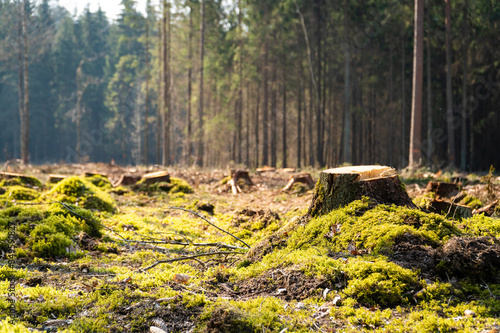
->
[0, 0, 498, 171]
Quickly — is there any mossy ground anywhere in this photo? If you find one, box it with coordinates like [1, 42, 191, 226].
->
[1, 166, 499, 332]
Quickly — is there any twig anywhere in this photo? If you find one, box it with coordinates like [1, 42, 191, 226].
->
[167, 206, 250, 248]
[139, 251, 240, 272]
[128, 239, 247, 250]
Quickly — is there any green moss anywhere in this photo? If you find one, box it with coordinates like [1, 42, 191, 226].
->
[459, 195, 483, 209]
[343, 258, 422, 307]
[134, 177, 193, 194]
[460, 214, 500, 237]
[44, 176, 116, 213]
[84, 174, 113, 190]
[1, 175, 42, 188]
[288, 199, 459, 253]
[1, 186, 40, 201]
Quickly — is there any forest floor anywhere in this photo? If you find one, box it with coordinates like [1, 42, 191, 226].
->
[0, 162, 499, 332]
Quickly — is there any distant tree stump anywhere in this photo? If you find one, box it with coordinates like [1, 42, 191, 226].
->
[141, 171, 170, 185]
[426, 199, 472, 219]
[425, 181, 460, 198]
[283, 173, 315, 191]
[113, 174, 142, 187]
[228, 170, 253, 194]
[48, 174, 68, 184]
[308, 165, 416, 217]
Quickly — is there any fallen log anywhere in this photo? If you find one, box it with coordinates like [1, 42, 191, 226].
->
[473, 200, 499, 217]
[308, 165, 415, 217]
[283, 173, 315, 191]
[140, 171, 170, 185]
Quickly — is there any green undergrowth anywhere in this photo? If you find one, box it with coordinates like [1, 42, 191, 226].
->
[43, 176, 116, 213]
[84, 174, 113, 190]
[0, 175, 43, 188]
[0, 186, 40, 201]
[0, 204, 102, 258]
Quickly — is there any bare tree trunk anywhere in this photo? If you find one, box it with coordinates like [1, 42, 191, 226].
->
[270, 53, 277, 168]
[245, 81, 250, 166]
[262, 3, 269, 166]
[161, 0, 171, 166]
[197, 0, 205, 166]
[401, 27, 406, 168]
[282, 67, 287, 168]
[185, 5, 193, 165]
[426, 4, 433, 167]
[20, 0, 29, 163]
[76, 60, 83, 160]
[388, 46, 394, 165]
[460, 0, 468, 171]
[237, 0, 243, 164]
[156, 16, 162, 164]
[297, 64, 302, 169]
[409, 0, 424, 168]
[17, 0, 24, 162]
[444, 0, 455, 166]
[254, 81, 260, 168]
[342, 0, 351, 164]
[144, 1, 151, 165]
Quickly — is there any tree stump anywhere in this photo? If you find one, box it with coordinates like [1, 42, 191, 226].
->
[228, 170, 253, 194]
[308, 165, 415, 217]
[283, 173, 315, 191]
[426, 199, 472, 219]
[425, 181, 460, 198]
[113, 174, 142, 187]
[141, 171, 170, 185]
[48, 174, 68, 184]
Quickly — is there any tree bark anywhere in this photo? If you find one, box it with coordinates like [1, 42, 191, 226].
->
[444, 0, 456, 166]
[308, 166, 416, 217]
[460, 0, 468, 171]
[197, 0, 205, 166]
[144, 0, 151, 165]
[342, 0, 351, 164]
[21, 0, 29, 164]
[185, 5, 193, 165]
[409, 0, 424, 168]
[282, 66, 287, 168]
[426, 4, 433, 167]
[17, 0, 25, 163]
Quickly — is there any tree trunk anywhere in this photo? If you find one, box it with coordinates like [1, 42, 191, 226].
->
[401, 27, 406, 168]
[237, 0, 243, 165]
[460, 0, 468, 171]
[21, 0, 29, 164]
[342, 0, 351, 164]
[262, 2, 269, 167]
[161, 0, 171, 166]
[296, 64, 302, 169]
[270, 53, 277, 168]
[409, 0, 424, 168]
[144, 1, 150, 165]
[197, 0, 205, 166]
[444, 0, 455, 166]
[426, 4, 433, 167]
[186, 5, 193, 165]
[308, 166, 416, 217]
[282, 66, 287, 168]
[156, 17, 162, 164]
[17, 0, 25, 163]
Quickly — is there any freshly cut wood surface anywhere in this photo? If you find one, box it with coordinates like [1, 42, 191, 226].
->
[308, 165, 414, 217]
[141, 171, 170, 184]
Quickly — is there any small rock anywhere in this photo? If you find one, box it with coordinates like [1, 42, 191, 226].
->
[277, 288, 287, 295]
[323, 288, 330, 300]
[295, 302, 306, 310]
[464, 309, 477, 317]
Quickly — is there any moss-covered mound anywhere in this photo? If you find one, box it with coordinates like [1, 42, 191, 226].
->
[0, 175, 42, 188]
[43, 176, 116, 213]
[84, 174, 113, 190]
[134, 177, 193, 194]
[1, 186, 40, 201]
[0, 204, 102, 259]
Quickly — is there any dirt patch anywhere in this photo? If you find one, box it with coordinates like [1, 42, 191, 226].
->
[384, 233, 438, 278]
[438, 236, 500, 280]
[207, 268, 333, 301]
[233, 209, 280, 229]
[205, 307, 255, 333]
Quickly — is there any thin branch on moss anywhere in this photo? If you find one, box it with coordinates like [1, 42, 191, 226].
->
[139, 251, 241, 272]
[167, 206, 250, 249]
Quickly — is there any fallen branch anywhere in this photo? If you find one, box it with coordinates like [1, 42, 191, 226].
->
[167, 206, 250, 249]
[139, 251, 240, 272]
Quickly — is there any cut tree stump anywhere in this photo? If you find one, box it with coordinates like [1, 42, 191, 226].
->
[425, 181, 461, 198]
[113, 174, 142, 187]
[228, 170, 254, 194]
[256, 166, 276, 173]
[48, 174, 68, 184]
[283, 173, 315, 191]
[140, 171, 170, 185]
[308, 165, 415, 217]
